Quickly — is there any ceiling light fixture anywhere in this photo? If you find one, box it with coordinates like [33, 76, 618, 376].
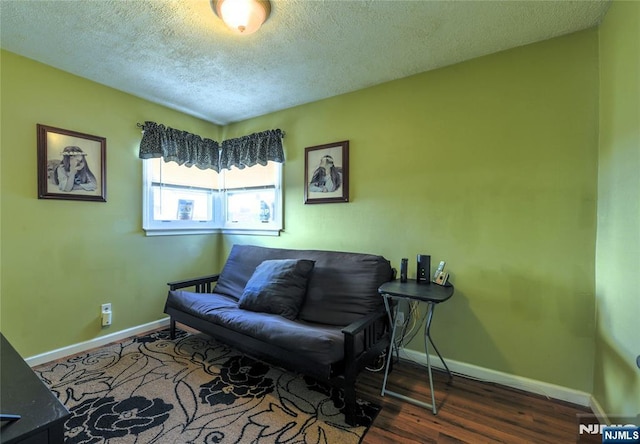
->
[211, 0, 271, 35]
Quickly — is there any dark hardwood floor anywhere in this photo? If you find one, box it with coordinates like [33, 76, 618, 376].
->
[356, 359, 596, 444]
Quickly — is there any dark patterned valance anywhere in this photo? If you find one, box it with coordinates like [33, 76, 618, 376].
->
[220, 129, 285, 170]
[138, 122, 284, 172]
[138, 121, 220, 171]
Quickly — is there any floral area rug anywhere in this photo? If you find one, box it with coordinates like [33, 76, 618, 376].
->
[34, 329, 379, 444]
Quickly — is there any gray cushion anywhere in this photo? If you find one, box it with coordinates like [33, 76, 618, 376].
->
[213, 245, 393, 326]
[165, 290, 350, 366]
[238, 259, 315, 320]
[297, 253, 393, 326]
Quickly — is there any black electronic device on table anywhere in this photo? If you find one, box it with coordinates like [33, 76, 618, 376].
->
[417, 254, 431, 284]
[400, 258, 408, 283]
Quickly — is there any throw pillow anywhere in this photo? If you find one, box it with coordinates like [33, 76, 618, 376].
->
[238, 259, 315, 320]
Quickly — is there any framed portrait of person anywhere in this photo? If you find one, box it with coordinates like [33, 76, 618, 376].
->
[304, 140, 349, 204]
[37, 124, 107, 202]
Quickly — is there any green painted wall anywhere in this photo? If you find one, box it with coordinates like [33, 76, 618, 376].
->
[595, 1, 640, 416]
[0, 24, 611, 399]
[0, 51, 222, 357]
[224, 29, 600, 392]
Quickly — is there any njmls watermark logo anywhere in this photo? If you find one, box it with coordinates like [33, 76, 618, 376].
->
[602, 426, 640, 443]
[577, 414, 640, 443]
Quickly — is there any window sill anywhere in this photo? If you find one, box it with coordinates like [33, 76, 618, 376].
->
[143, 228, 282, 237]
[221, 228, 281, 237]
[143, 227, 221, 236]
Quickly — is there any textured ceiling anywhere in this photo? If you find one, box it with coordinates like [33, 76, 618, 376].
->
[1, 0, 610, 125]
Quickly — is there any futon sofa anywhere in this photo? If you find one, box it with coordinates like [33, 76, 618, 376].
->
[164, 244, 394, 425]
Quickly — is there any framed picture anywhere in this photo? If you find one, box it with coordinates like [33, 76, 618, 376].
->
[37, 124, 107, 202]
[304, 140, 349, 204]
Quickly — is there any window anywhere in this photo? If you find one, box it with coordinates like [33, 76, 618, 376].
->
[143, 158, 282, 236]
[222, 162, 282, 232]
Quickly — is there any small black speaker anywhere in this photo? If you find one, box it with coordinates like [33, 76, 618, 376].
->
[417, 254, 430, 284]
[400, 258, 408, 283]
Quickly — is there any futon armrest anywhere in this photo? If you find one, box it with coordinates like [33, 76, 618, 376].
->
[167, 274, 220, 292]
[341, 310, 387, 337]
[341, 309, 390, 391]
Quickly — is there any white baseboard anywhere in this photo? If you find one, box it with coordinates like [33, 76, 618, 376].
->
[589, 395, 609, 421]
[400, 348, 593, 408]
[25, 318, 170, 367]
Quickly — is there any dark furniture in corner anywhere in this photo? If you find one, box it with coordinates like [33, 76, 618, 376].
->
[0, 333, 70, 444]
[164, 244, 394, 426]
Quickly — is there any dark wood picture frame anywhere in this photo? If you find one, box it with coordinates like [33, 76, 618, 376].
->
[37, 124, 107, 202]
[304, 140, 349, 204]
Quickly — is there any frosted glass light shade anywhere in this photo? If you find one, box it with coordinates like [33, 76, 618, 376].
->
[212, 0, 271, 35]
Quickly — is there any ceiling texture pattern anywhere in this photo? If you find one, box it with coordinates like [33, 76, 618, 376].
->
[1, 0, 610, 125]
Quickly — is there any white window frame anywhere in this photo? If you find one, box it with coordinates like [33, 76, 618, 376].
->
[142, 159, 283, 236]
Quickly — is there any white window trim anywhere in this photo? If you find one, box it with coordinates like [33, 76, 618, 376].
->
[142, 160, 283, 236]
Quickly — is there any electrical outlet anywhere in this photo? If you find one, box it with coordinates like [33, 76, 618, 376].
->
[396, 311, 405, 326]
[101, 303, 112, 327]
